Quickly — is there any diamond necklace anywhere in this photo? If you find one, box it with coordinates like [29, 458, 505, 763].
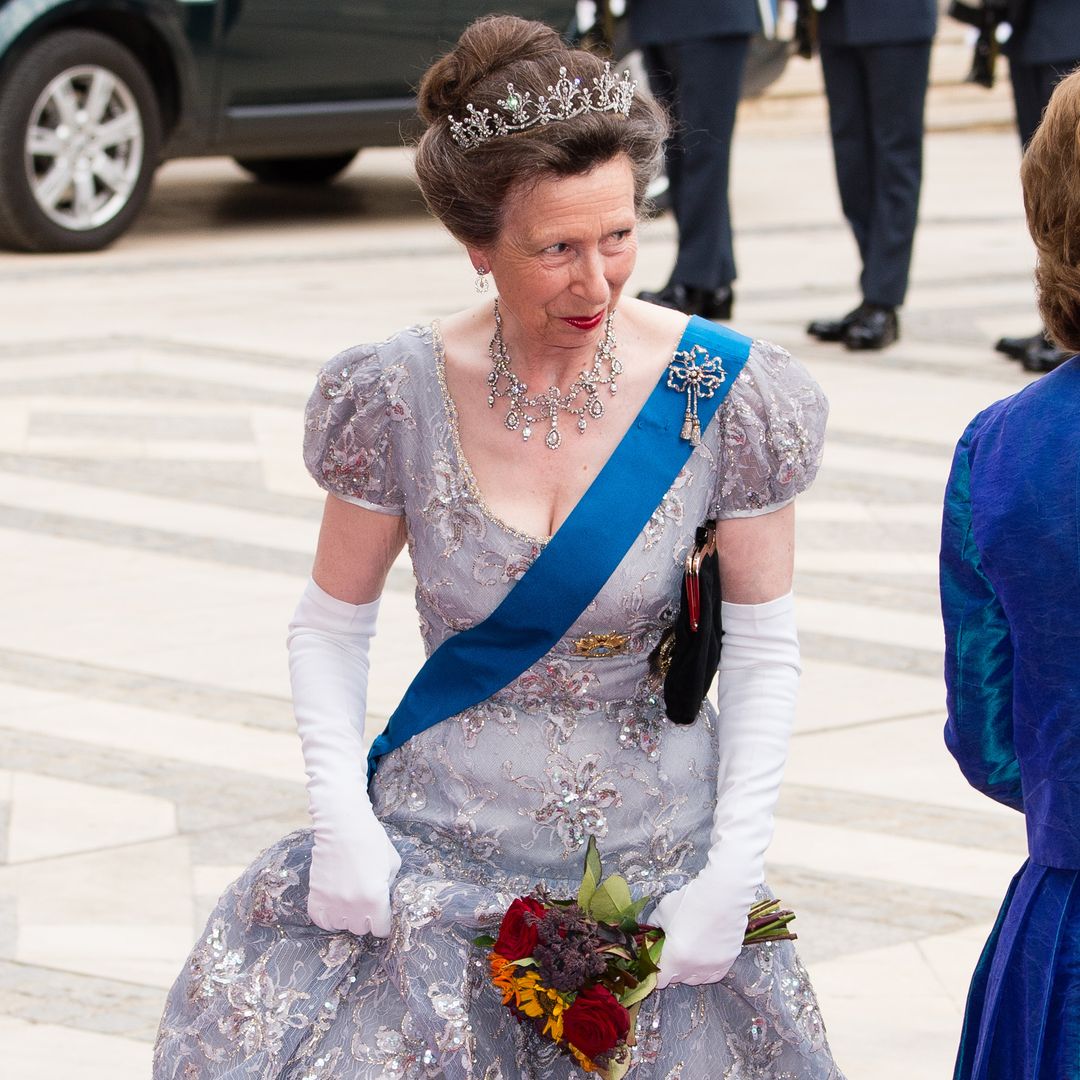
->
[486, 298, 621, 450]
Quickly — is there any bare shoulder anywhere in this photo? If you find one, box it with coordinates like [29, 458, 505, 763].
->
[618, 297, 691, 370]
[438, 303, 494, 374]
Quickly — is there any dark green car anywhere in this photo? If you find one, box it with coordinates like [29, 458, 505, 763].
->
[0, 0, 576, 252]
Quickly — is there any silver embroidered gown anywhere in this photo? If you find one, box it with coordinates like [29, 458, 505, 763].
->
[154, 324, 843, 1080]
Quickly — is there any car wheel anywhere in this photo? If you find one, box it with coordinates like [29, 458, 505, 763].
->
[0, 29, 161, 253]
[235, 152, 359, 185]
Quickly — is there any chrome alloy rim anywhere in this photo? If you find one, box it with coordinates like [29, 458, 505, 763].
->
[23, 65, 144, 232]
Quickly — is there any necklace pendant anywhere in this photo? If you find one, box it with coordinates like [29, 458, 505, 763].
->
[486, 298, 618, 451]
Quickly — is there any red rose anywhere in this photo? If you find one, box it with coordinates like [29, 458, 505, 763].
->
[562, 984, 631, 1061]
[494, 897, 546, 961]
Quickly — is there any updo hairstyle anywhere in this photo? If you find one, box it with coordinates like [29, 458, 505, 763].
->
[414, 16, 669, 249]
[1021, 67, 1080, 352]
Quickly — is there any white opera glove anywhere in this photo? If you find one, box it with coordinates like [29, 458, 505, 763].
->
[653, 592, 800, 988]
[288, 577, 401, 937]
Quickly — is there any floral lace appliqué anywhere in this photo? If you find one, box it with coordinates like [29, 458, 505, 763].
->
[508, 752, 622, 856]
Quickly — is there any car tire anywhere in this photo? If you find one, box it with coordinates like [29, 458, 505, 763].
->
[235, 152, 359, 185]
[0, 29, 161, 253]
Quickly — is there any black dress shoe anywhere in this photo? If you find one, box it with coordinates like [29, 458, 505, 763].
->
[807, 303, 869, 342]
[843, 305, 899, 351]
[996, 330, 1047, 361]
[637, 282, 734, 321]
[1021, 338, 1073, 373]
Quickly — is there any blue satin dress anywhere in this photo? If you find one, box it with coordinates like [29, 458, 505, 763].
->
[941, 358, 1080, 1080]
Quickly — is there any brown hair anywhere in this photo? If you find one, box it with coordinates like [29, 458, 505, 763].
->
[1021, 65, 1080, 351]
[413, 16, 668, 249]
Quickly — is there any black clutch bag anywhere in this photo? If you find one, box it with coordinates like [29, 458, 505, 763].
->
[649, 519, 722, 725]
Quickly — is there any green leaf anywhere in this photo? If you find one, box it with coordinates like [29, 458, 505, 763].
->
[472, 934, 496, 948]
[635, 948, 660, 977]
[587, 875, 635, 923]
[586, 882, 621, 923]
[577, 836, 603, 911]
[618, 971, 657, 1009]
[511, 957, 536, 968]
[646, 934, 666, 966]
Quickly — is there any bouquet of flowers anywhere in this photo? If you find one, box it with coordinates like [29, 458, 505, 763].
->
[476, 838, 797, 1078]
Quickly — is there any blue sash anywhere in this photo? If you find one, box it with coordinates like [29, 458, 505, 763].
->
[368, 315, 752, 781]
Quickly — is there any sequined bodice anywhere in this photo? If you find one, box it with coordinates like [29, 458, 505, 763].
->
[303, 323, 827, 886]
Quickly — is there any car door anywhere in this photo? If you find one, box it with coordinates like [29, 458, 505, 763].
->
[214, 0, 444, 153]
[440, 1, 577, 45]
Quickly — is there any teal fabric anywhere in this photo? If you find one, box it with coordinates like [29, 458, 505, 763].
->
[367, 316, 752, 782]
[941, 418, 1023, 812]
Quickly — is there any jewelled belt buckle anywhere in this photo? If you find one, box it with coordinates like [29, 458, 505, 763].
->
[573, 632, 630, 659]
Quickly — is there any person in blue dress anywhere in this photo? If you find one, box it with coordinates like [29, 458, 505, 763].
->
[941, 67, 1080, 1080]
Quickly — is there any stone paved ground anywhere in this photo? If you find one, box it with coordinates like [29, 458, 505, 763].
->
[0, 30, 1040, 1080]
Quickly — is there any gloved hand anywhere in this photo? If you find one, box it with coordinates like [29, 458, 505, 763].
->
[653, 592, 800, 987]
[288, 577, 400, 937]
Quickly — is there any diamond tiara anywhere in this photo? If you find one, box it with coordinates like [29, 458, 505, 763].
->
[448, 62, 636, 150]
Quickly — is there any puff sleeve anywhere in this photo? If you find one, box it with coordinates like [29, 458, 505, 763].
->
[303, 344, 406, 515]
[711, 339, 828, 518]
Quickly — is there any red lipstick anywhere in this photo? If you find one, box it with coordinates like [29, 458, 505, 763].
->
[562, 311, 606, 331]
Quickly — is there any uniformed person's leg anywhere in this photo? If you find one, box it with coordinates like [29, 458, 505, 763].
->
[638, 35, 749, 319]
[1011, 60, 1048, 148]
[666, 35, 749, 292]
[820, 43, 873, 264]
[860, 40, 932, 313]
[642, 45, 684, 226]
[1010, 58, 1080, 149]
[807, 43, 874, 342]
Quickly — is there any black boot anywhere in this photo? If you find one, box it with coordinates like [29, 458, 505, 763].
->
[1021, 336, 1073, 373]
[638, 282, 734, 321]
[843, 305, 899, 351]
[996, 330, 1048, 361]
[807, 303, 870, 342]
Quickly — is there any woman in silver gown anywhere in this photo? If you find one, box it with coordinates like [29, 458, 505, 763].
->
[155, 16, 843, 1079]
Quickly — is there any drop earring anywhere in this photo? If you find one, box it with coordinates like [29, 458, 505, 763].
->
[474, 266, 490, 294]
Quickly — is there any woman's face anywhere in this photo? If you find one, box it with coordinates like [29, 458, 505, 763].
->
[470, 155, 638, 352]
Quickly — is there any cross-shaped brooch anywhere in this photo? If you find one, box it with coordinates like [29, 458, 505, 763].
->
[666, 345, 726, 446]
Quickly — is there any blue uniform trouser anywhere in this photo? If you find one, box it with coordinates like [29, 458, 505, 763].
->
[1010, 56, 1080, 148]
[820, 39, 932, 309]
[642, 35, 750, 292]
